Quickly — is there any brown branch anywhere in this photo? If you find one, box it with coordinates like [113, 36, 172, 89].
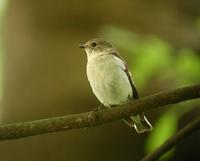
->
[141, 115, 200, 161]
[0, 84, 199, 141]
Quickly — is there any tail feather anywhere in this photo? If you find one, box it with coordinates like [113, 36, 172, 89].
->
[123, 113, 153, 133]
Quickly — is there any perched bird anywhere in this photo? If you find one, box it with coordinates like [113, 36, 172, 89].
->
[79, 38, 153, 133]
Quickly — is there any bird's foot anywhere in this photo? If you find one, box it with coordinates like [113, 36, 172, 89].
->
[93, 103, 105, 112]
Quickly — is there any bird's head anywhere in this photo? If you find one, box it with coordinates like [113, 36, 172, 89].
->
[79, 38, 114, 56]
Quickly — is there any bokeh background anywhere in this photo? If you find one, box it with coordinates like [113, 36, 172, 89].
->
[0, 0, 199, 161]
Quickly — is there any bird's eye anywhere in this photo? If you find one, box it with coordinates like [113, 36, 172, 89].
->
[91, 42, 97, 47]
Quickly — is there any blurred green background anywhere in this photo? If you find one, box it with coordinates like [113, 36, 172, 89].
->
[0, 0, 199, 161]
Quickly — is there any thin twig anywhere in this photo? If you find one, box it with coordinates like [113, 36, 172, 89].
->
[141, 116, 200, 161]
[0, 84, 199, 141]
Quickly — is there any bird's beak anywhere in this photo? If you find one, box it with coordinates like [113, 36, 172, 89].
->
[79, 44, 86, 48]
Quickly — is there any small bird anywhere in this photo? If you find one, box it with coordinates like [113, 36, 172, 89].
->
[79, 38, 153, 133]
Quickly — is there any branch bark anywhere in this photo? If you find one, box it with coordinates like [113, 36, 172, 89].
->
[141, 115, 200, 161]
[0, 84, 199, 141]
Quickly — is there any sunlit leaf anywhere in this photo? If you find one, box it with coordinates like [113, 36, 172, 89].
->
[175, 48, 200, 85]
[145, 109, 178, 160]
[131, 36, 173, 87]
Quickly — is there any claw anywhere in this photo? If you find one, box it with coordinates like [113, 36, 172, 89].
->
[93, 103, 105, 112]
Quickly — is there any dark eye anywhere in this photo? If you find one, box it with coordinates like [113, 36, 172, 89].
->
[91, 42, 97, 47]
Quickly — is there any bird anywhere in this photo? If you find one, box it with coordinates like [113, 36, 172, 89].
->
[79, 38, 153, 133]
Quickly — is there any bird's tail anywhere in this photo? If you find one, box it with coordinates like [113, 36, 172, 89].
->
[123, 113, 153, 133]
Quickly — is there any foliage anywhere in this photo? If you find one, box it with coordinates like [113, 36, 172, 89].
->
[145, 109, 178, 160]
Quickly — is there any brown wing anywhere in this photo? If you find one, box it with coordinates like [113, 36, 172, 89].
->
[112, 51, 139, 99]
[124, 67, 139, 99]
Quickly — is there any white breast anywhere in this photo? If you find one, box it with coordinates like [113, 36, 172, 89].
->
[86, 53, 133, 107]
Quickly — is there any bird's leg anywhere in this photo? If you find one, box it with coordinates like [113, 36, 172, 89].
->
[93, 103, 105, 112]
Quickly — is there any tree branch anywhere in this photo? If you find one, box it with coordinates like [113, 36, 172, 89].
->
[0, 84, 199, 141]
[141, 115, 200, 161]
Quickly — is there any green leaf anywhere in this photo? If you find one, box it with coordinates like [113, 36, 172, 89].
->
[145, 109, 178, 160]
[131, 36, 173, 87]
[175, 48, 200, 85]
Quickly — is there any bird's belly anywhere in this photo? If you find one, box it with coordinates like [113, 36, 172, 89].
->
[87, 60, 132, 106]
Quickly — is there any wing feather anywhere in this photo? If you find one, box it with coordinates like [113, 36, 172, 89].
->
[112, 51, 139, 99]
